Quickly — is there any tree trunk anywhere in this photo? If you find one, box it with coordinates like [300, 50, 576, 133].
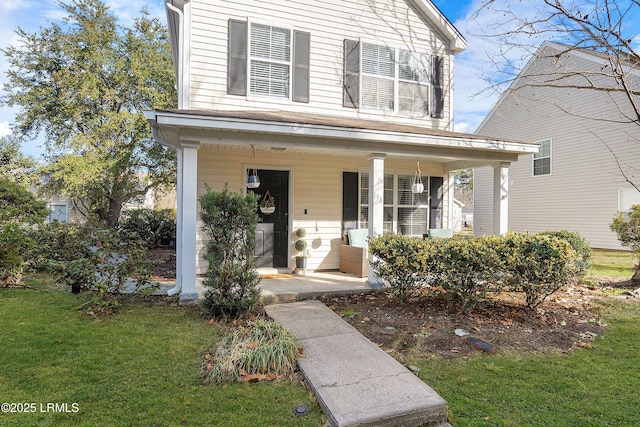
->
[107, 197, 122, 229]
[632, 264, 640, 287]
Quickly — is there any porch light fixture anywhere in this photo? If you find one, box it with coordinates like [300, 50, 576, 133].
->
[246, 145, 260, 189]
[411, 161, 424, 194]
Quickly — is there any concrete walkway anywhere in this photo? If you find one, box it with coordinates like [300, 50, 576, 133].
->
[265, 300, 451, 427]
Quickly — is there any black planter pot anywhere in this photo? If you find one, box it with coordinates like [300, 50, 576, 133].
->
[295, 256, 307, 270]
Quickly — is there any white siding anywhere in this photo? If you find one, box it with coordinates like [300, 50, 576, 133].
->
[195, 146, 446, 273]
[474, 45, 640, 249]
[187, 0, 453, 129]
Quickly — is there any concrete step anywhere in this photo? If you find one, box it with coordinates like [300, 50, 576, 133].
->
[265, 300, 451, 427]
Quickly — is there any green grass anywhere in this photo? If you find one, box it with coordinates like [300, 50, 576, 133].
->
[0, 278, 322, 426]
[588, 249, 636, 278]
[418, 299, 640, 426]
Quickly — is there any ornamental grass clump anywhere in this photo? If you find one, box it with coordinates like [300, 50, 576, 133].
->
[201, 319, 302, 384]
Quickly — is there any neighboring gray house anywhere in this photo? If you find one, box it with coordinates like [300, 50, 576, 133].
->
[474, 41, 640, 249]
[145, 0, 537, 301]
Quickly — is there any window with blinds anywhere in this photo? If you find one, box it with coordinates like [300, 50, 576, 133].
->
[362, 43, 395, 111]
[398, 51, 429, 116]
[359, 173, 429, 236]
[619, 188, 640, 212]
[249, 23, 291, 98]
[533, 139, 552, 176]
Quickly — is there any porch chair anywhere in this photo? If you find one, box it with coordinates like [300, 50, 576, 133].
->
[339, 229, 369, 278]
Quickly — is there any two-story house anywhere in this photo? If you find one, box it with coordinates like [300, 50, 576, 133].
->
[145, 0, 538, 301]
[474, 42, 640, 250]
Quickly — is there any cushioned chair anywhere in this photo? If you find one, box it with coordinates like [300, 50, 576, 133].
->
[339, 229, 368, 278]
[427, 228, 454, 239]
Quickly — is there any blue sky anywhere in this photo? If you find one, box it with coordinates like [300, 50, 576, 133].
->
[1, 1, 637, 158]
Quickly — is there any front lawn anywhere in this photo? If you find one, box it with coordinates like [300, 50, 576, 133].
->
[0, 277, 322, 426]
[420, 299, 640, 426]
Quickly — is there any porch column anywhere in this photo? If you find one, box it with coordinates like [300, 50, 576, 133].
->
[493, 162, 510, 235]
[367, 153, 386, 287]
[178, 141, 200, 302]
[167, 148, 184, 297]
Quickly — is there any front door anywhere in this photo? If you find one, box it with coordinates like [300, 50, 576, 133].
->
[250, 169, 289, 268]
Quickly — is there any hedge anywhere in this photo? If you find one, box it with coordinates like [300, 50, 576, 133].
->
[369, 231, 588, 312]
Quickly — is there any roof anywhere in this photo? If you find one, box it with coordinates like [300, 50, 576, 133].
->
[145, 109, 538, 168]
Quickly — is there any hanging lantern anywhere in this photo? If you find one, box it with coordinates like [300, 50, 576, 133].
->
[459, 170, 472, 185]
[246, 145, 260, 189]
[412, 161, 424, 194]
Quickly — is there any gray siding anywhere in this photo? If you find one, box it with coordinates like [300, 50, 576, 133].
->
[474, 44, 640, 249]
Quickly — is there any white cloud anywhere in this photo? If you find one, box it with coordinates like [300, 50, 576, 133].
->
[0, 121, 11, 137]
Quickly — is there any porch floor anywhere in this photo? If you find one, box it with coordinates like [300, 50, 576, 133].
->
[152, 271, 378, 305]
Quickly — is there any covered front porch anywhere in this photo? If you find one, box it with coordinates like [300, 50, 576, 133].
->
[145, 109, 537, 302]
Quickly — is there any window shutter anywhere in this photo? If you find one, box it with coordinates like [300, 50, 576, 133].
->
[431, 56, 444, 118]
[343, 39, 360, 108]
[228, 19, 247, 95]
[292, 31, 310, 103]
[429, 177, 444, 229]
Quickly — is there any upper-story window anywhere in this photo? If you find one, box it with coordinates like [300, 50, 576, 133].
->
[249, 24, 291, 98]
[344, 40, 444, 118]
[533, 139, 552, 176]
[228, 19, 310, 102]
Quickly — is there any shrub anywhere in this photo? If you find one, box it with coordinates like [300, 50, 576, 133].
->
[47, 229, 158, 306]
[118, 208, 176, 249]
[371, 232, 577, 312]
[610, 205, 640, 285]
[502, 233, 575, 309]
[539, 230, 592, 278]
[199, 185, 261, 319]
[369, 234, 430, 300]
[429, 235, 505, 312]
[202, 319, 301, 384]
[23, 222, 93, 272]
[0, 224, 27, 287]
[0, 178, 47, 285]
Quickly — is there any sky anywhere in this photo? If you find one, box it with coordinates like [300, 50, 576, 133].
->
[1, 1, 638, 158]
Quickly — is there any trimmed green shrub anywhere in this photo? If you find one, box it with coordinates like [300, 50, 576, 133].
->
[610, 205, 640, 284]
[369, 234, 431, 300]
[202, 319, 301, 384]
[540, 230, 592, 278]
[0, 224, 27, 287]
[199, 185, 261, 319]
[502, 233, 575, 309]
[429, 235, 505, 312]
[370, 232, 578, 312]
[118, 208, 176, 249]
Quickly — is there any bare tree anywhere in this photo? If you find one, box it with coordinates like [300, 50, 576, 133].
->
[470, 0, 640, 190]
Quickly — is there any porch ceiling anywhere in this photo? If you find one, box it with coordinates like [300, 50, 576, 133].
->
[145, 109, 538, 170]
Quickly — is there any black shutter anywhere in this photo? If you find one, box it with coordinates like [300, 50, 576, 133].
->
[292, 31, 310, 103]
[343, 39, 360, 108]
[227, 19, 247, 96]
[429, 177, 443, 229]
[431, 56, 444, 118]
[342, 172, 359, 235]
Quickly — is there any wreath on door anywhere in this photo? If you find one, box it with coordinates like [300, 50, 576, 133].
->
[259, 191, 276, 214]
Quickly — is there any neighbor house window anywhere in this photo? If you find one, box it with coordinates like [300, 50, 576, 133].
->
[359, 173, 429, 237]
[533, 139, 551, 176]
[343, 40, 443, 117]
[619, 188, 640, 212]
[227, 20, 309, 102]
[48, 204, 68, 223]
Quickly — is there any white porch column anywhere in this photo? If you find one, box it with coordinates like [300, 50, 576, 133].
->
[493, 162, 510, 235]
[167, 148, 183, 297]
[444, 171, 455, 229]
[367, 153, 386, 287]
[178, 141, 200, 302]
